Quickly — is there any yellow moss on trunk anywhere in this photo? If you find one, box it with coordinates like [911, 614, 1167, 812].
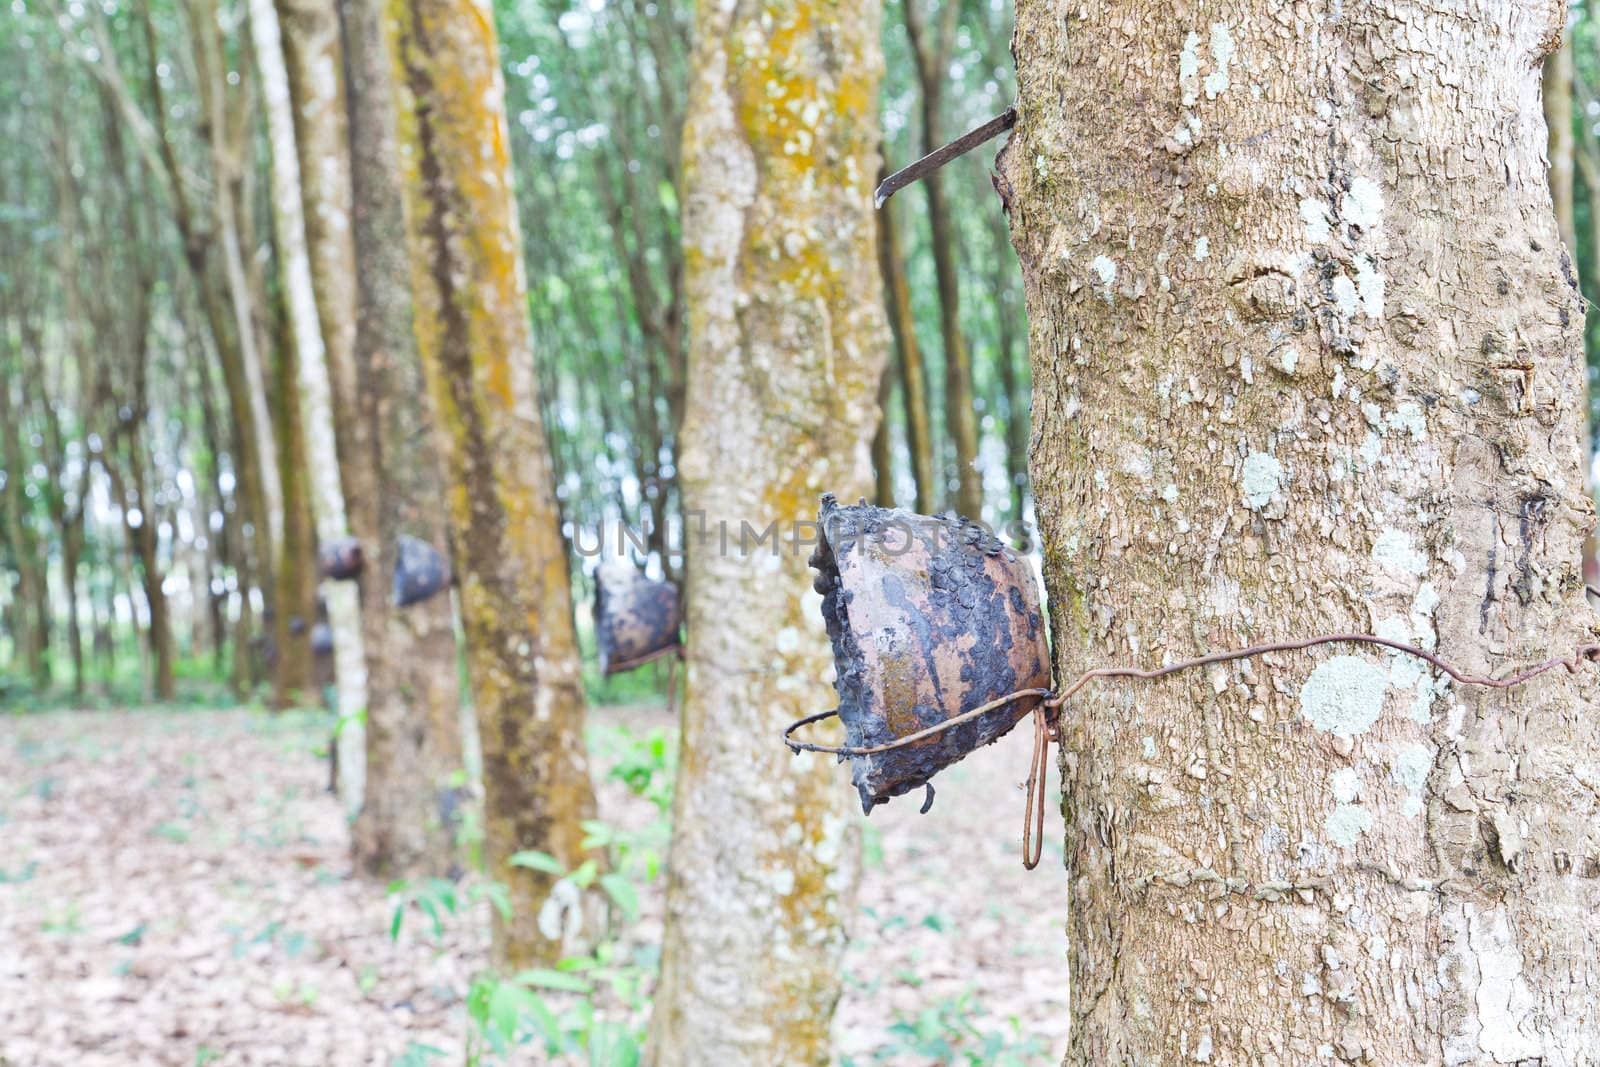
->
[388, 0, 600, 966]
[645, 0, 889, 1062]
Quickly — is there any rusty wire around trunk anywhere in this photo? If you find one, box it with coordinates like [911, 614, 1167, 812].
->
[784, 632, 1600, 869]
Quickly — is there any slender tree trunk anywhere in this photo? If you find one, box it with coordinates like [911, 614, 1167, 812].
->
[904, 0, 981, 519]
[1545, 36, 1577, 259]
[271, 295, 321, 708]
[390, 0, 602, 966]
[340, 0, 465, 879]
[871, 359, 896, 506]
[990, 214, 1029, 525]
[877, 187, 936, 514]
[645, 0, 886, 1060]
[250, 0, 369, 812]
[1004, 2, 1600, 1061]
[0, 376, 47, 690]
[61, 510, 84, 697]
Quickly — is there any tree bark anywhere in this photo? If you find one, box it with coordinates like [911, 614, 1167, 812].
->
[877, 184, 936, 514]
[1545, 36, 1577, 260]
[0, 374, 47, 690]
[340, 0, 465, 880]
[390, 0, 602, 967]
[904, 0, 981, 519]
[1004, 2, 1599, 1062]
[990, 212, 1029, 526]
[871, 357, 896, 506]
[249, 0, 369, 811]
[645, 0, 886, 1060]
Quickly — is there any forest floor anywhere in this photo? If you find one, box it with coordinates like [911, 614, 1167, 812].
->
[0, 702, 1068, 1066]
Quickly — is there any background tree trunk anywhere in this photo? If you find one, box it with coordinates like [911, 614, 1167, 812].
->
[1004, 1, 1600, 1062]
[249, 0, 368, 810]
[390, 0, 601, 966]
[904, 0, 981, 519]
[645, 0, 887, 1060]
[877, 185, 936, 515]
[341, 0, 465, 880]
[0, 374, 48, 690]
[1546, 36, 1577, 260]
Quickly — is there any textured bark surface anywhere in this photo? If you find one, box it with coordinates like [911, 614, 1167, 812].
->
[645, 0, 887, 1061]
[1002, 2, 1600, 1063]
[389, 0, 601, 966]
[341, 0, 465, 880]
[250, 0, 368, 810]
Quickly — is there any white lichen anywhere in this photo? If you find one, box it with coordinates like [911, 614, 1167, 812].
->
[1353, 254, 1384, 319]
[1090, 254, 1117, 300]
[1330, 767, 1361, 803]
[1344, 176, 1385, 232]
[1372, 528, 1427, 578]
[1300, 198, 1331, 243]
[1179, 31, 1202, 106]
[1385, 401, 1426, 440]
[1240, 451, 1282, 510]
[1203, 23, 1234, 99]
[1300, 656, 1389, 737]
[1393, 743, 1432, 796]
[1331, 275, 1359, 318]
[1193, 235, 1210, 261]
[1324, 803, 1373, 846]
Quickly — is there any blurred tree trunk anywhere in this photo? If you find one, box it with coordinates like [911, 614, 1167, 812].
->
[645, 0, 886, 1060]
[179, 0, 287, 572]
[876, 184, 935, 514]
[904, 0, 981, 518]
[271, 290, 321, 708]
[251, 0, 369, 809]
[1545, 36, 1577, 258]
[990, 213, 1028, 525]
[1004, 2, 1600, 1061]
[391, 0, 602, 966]
[871, 361, 896, 505]
[0, 375, 47, 690]
[339, 0, 466, 879]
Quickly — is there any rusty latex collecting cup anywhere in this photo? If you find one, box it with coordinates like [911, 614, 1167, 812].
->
[393, 535, 450, 608]
[318, 537, 364, 581]
[594, 560, 682, 676]
[803, 494, 1050, 814]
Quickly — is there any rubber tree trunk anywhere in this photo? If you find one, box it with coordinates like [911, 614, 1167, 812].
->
[249, 0, 369, 813]
[870, 358, 896, 506]
[390, 0, 602, 967]
[645, 0, 887, 1061]
[877, 184, 936, 515]
[271, 301, 321, 709]
[339, 0, 466, 880]
[904, 0, 981, 519]
[1544, 35, 1577, 259]
[1003, 2, 1600, 1062]
[0, 376, 47, 690]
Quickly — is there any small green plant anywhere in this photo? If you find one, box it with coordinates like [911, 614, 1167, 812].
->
[843, 991, 1048, 1066]
[0, 859, 38, 884]
[391, 1042, 446, 1067]
[387, 877, 511, 942]
[455, 726, 677, 1065]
